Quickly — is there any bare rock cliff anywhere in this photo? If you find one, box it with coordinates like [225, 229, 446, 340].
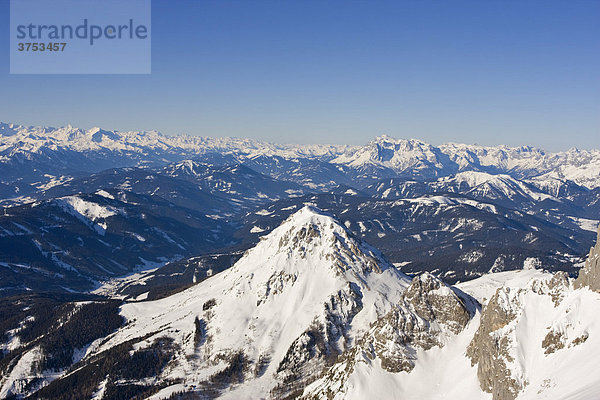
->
[574, 226, 600, 292]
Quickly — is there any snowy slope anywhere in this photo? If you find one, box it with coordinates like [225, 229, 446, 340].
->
[439, 171, 554, 202]
[3, 209, 600, 399]
[302, 268, 600, 400]
[54, 195, 121, 235]
[80, 206, 411, 399]
[303, 311, 488, 400]
[369, 171, 555, 205]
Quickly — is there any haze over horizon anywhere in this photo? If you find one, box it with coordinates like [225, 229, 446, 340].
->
[1, 0, 599, 152]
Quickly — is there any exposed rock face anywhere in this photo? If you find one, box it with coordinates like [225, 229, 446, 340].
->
[466, 287, 523, 400]
[272, 283, 364, 398]
[574, 226, 600, 292]
[372, 273, 475, 373]
[541, 330, 566, 355]
[466, 270, 573, 400]
[301, 273, 477, 398]
[532, 271, 569, 306]
[17, 206, 412, 400]
[403, 272, 473, 334]
[371, 303, 438, 373]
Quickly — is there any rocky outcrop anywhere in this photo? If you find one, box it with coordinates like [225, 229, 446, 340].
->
[272, 283, 364, 398]
[532, 271, 569, 306]
[467, 269, 573, 400]
[457, 226, 599, 400]
[403, 272, 474, 334]
[574, 226, 600, 292]
[301, 273, 477, 398]
[466, 288, 523, 400]
[371, 304, 438, 373]
[372, 273, 476, 373]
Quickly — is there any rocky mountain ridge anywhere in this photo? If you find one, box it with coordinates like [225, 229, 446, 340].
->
[1, 208, 599, 399]
[574, 226, 600, 292]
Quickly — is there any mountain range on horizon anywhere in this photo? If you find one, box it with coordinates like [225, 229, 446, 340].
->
[2, 121, 600, 202]
[1, 121, 595, 152]
[2, 0, 598, 397]
[0, 121, 599, 399]
[1, 120, 599, 293]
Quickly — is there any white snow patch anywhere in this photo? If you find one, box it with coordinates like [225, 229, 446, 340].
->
[568, 217, 599, 233]
[55, 196, 120, 235]
[255, 209, 272, 216]
[95, 190, 115, 200]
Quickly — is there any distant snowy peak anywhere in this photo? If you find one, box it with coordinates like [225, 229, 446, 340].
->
[439, 171, 554, 202]
[548, 154, 600, 190]
[0, 122, 351, 160]
[369, 170, 555, 204]
[162, 159, 212, 177]
[332, 135, 450, 173]
[333, 135, 600, 188]
[439, 141, 548, 170]
[440, 142, 600, 188]
[2, 122, 600, 188]
[525, 174, 585, 197]
[0, 122, 163, 154]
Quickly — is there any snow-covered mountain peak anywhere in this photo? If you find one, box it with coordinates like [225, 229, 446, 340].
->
[89, 127, 121, 143]
[3, 122, 600, 190]
[0, 122, 352, 162]
[84, 205, 411, 398]
[439, 170, 510, 186]
[436, 170, 555, 203]
[0, 122, 20, 137]
[215, 207, 411, 332]
[369, 135, 435, 156]
[332, 135, 448, 173]
[370, 135, 428, 149]
[233, 205, 401, 280]
[165, 159, 207, 176]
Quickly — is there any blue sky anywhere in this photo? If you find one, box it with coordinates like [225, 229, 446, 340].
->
[1, 0, 599, 150]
